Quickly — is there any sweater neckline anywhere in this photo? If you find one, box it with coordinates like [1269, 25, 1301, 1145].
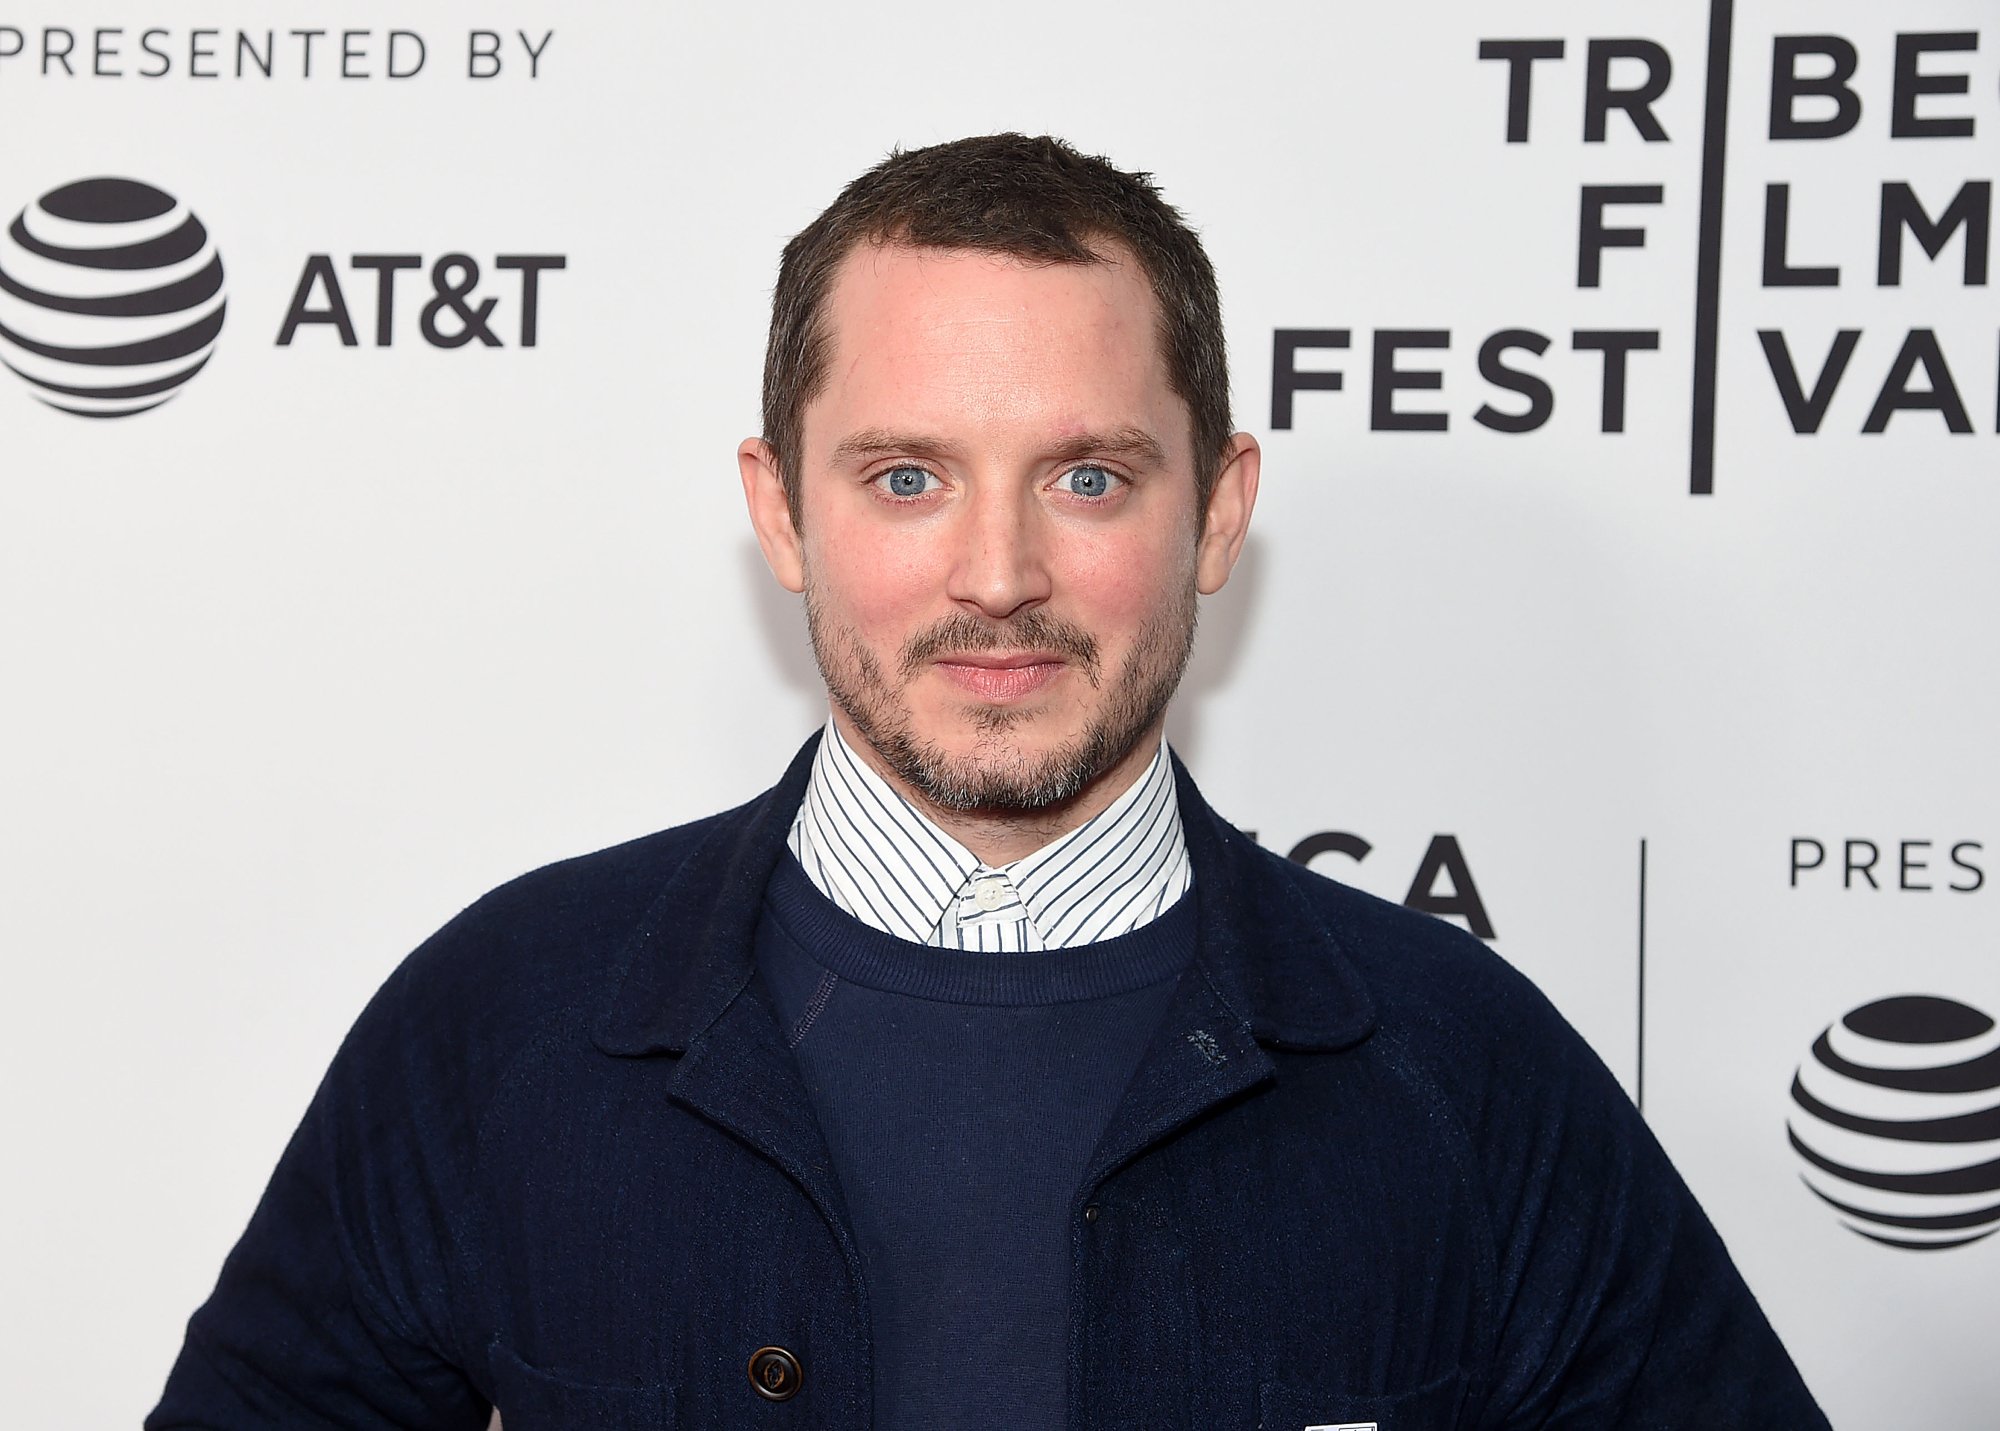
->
[762, 851, 1197, 1007]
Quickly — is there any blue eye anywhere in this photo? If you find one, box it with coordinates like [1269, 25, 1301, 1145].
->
[877, 465, 939, 498]
[1060, 465, 1118, 498]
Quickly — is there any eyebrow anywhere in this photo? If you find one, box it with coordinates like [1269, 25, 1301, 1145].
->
[828, 425, 1169, 468]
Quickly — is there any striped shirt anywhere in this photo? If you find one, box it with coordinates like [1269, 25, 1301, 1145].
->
[786, 720, 1192, 952]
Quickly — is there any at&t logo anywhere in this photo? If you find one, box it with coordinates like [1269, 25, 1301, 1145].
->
[0, 177, 225, 417]
[1788, 994, 2000, 1251]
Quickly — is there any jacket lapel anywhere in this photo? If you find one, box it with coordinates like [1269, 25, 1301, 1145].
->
[663, 989, 869, 1296]
[588, 735, 867, 1284]
[591, 736, 820, 1059]
[1080, 755, 1378, 1195]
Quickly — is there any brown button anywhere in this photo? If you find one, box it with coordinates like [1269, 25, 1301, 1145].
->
[748, 1345, 802, 1402]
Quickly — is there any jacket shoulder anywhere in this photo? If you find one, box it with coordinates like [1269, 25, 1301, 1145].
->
[337, 805, 741, 1106]
[1262, 848, 1623, 1138]
[1246, 830, 1822, 1421]
[1272, 850, 1568, 1048]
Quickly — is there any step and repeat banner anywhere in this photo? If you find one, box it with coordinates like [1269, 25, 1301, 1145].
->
[2, 1, 1992, 1424]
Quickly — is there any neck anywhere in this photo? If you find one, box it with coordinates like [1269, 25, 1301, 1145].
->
[828, 710, 1166, 866]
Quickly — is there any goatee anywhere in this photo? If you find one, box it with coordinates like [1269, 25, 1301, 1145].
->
[804, 586, 1197, 813]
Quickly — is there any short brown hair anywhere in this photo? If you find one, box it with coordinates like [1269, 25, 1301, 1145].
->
[760, 133, 1232, 523]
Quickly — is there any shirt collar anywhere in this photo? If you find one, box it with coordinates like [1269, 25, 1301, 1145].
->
[788, 718, 1189, 949]
[591, 731, 1375, 1057]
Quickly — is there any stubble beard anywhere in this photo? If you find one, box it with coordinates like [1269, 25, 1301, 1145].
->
[804, 579, 1198, 814]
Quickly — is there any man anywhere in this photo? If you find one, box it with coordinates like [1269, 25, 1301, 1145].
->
[152, 135, 1828, 1429]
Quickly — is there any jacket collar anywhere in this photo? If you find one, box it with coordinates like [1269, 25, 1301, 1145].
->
[593, 733, 1376, 1057]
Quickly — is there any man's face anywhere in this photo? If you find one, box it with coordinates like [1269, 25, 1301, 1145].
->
[744, 241, 1253, 814]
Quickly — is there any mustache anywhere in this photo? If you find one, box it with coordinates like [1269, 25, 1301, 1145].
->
[899, 609, 1101, 684]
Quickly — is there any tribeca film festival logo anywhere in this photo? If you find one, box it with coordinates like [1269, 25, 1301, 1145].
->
[1270, 15, 1995, 494]
[0, 177, 224, 417]
[1788, 994, 2000, 1251]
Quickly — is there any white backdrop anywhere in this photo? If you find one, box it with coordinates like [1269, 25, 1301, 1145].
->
[2, 1, 1994, 1424]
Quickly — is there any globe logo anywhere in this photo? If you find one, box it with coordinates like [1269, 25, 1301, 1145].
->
[1789, 994, 2000, 1251]
[0, 177, 226, 418]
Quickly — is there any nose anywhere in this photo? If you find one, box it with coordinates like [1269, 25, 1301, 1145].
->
[944, 480, 1053, 621]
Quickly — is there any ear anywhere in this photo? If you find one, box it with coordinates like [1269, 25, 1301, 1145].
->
[1195, 432, 1260, 595]
[739, 437, 806, 594]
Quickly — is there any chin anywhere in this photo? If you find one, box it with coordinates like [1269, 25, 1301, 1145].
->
[890, 717, 1123, 814]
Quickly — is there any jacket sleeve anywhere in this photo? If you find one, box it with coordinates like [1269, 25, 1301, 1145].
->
[147, 948, 490, 1430]
[1468, 966, 1830, 1430]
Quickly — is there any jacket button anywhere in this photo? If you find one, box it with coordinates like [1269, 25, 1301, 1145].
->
[748, 1345, 803, 1402]
[1083, 1204, 1100, 1223]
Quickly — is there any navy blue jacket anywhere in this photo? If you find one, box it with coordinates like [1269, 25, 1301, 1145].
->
[151, 737, 1828, 1429]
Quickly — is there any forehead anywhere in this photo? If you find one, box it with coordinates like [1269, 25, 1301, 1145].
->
[809, 242, 1179, 447]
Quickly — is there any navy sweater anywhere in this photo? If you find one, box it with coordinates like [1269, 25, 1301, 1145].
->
[755, 852, 1195, 1430]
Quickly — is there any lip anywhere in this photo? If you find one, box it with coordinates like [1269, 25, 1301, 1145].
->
[933, 652, 1067, 701]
